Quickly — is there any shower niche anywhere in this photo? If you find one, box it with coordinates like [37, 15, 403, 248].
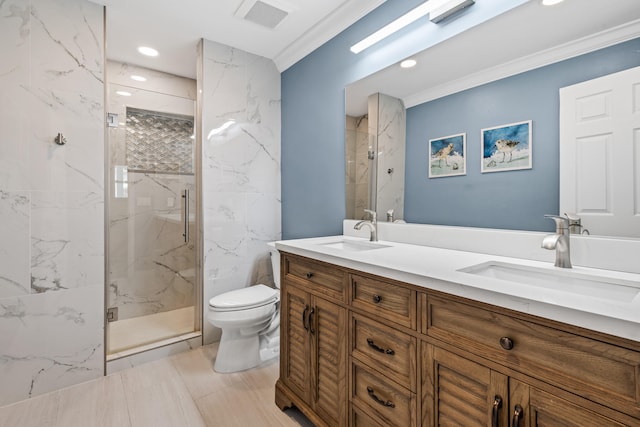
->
[106, 61, 200, 359]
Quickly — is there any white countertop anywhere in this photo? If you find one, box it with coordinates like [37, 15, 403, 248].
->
[276, 235, 640, 342]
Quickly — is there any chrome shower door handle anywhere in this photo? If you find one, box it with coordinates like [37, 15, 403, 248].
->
[182, 189, 189, 243]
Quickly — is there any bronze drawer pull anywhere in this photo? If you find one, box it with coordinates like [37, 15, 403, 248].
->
[500, 337, 514, 350]
[305, 272, 314, 279]
[308, 307, 315, 334]
[366, 386, 395, 408]
[512, 404, 523, 427]
[492, 396, 503, 427]
[366, 338, 395, 355]
[372, 294, 382, 304]
[302, 305, 309, 331]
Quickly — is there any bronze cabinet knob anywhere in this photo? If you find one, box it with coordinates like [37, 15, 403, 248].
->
[499, 336, 514, 350]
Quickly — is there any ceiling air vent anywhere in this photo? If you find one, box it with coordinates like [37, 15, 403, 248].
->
[237, 0, 289, 29]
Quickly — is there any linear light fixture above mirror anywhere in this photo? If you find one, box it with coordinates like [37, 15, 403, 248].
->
[350, 0, 475, 54]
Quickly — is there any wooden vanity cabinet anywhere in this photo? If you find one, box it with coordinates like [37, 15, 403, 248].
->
[422, 343, 628, 427]
[349, 273, 418, 427]
[422, 293, 640, 426]
[276, 252, 640, 426]
[276, 254, 348, 427]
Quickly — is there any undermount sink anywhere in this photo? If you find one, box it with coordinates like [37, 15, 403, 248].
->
[459, 261, 640, 302]
[318, 239, 391, 252]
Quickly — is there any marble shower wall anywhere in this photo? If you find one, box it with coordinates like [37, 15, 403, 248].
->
[199, 40, 281, 343]
[0, 0, 104, 406]
[370, 93, 406, 222]
[106, 61, 197, 321]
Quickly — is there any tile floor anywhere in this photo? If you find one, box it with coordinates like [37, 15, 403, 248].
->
[0, 344, 313, 427]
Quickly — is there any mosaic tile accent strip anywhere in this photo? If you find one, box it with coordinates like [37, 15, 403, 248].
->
[126, 108, 194, 174]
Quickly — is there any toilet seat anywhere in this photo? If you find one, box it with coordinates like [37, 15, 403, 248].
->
[209, 284, 278, 312]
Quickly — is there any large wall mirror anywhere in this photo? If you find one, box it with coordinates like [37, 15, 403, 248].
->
[345, 0, 640, 238]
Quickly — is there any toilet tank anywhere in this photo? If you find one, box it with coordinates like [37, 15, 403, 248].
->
[267, 242, 281, 289]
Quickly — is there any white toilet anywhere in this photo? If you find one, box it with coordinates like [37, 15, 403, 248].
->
[207, 242, 281, 373]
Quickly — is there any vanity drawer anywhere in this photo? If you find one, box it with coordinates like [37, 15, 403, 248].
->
[350, 402, 386, 427]
[283, 254, 346, 302]
[351, 313, 417, 391]
[426, 295, 640, 417]
[352, 361, 417, 427]
[351, 273, 416, 329]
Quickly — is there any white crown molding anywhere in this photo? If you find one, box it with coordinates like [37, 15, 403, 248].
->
[274, 0, 386, 72]
[404, 19, 640, 108]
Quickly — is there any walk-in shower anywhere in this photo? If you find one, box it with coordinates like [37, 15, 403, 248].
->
[106, 62, 200, 360]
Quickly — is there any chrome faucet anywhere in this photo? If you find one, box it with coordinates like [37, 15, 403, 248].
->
[564, 213, 590, 235]
[542, 215, 572, 268]
[354, 209, 378, 242]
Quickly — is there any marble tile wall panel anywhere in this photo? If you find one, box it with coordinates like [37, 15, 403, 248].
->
[0, 191, 30, 298]
[30, 191, 104, 293]
[29, 0, 103, 94]
[28, 0, 104, 194]
[0, 2, 30, 191]
[200, 40, 281, 344]
[0, 286, 104, 407]
[375, 93, 406, 221]
[0, 0, 105, 406]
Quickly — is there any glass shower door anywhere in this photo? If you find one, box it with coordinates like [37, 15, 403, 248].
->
[106, 78, 199, 358]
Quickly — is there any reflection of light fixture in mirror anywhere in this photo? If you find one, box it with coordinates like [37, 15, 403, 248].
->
[400, 59, 417, 68]
[207, 120, 236, 139]
[350, 0, 474, 54]
[542, 0, 564, 5]
[137, 46, 158, 57]
[131, 75, 146, 82]
[116, 90, 132, 96]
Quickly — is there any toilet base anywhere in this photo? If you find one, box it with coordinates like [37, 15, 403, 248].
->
[214, 331, 261, 373]
[213, 326, 280, 373]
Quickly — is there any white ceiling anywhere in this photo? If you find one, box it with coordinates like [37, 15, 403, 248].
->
[95, 0, 386, 79]
[346, 0, 640, 115]
[94, 0, 640, 100]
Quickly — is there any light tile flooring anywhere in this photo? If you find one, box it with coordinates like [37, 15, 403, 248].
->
[0, 344, 313, 427]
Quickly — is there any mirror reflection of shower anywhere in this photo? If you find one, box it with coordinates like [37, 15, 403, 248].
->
[106, 61, 200, 359]
[345, 113, 372, 220]
[345, 92, 406, 221]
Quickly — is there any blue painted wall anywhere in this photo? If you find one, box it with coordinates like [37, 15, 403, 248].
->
[405, 38, 640, 232]
[281, 0, 528, 239]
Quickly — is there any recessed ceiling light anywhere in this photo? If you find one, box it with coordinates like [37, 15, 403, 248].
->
[116, 90, 132, 97]
[400, 59, 417, 68]
[542, 0, 564, 5]
[137, 46, 158, 57]
[130, 75, 147, 82]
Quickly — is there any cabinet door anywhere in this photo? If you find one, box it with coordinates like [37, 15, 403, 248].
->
[422, 343, 508, 426]
[311, 295, 348, 426]
[280, 284, 311, 402]
[527, 388, 627, 427]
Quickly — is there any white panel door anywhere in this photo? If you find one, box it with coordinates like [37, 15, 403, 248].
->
[560, 66, 640, 238]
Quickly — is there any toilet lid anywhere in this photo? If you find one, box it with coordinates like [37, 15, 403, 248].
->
[209, 284, 278, 311]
